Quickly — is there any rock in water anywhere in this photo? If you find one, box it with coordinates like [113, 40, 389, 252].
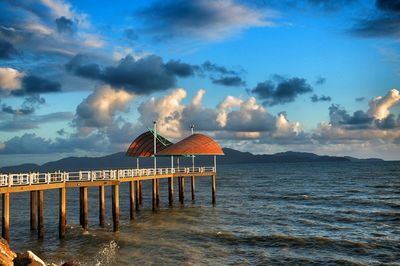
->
[0, 238, 16, 266]
[14, 250, 46, 266]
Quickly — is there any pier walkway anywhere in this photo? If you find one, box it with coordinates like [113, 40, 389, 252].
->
[0, 166, 217, 243]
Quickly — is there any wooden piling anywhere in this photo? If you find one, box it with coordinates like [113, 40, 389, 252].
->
[112, 185, 120, 232]
[2, 193, 10, 242]
[30, 191, 36, 231]
[59, 187, 66, 238]
[99, 186, 105, 227]
[79, 187, 83, 226]
[135, 181, 140, 211]
[156, 179, 160, 207]
[179, 176, 185, 204]
[191, 176, 195, 201]
[129, 181, 135, 220]
[152, 179, 157, 211]
[82, 187, 88, 230]
[168, 177, 174, 207]
[212, 174, 216, 204]
[37, 190, 44, 239]
[139, 181, 143, 206]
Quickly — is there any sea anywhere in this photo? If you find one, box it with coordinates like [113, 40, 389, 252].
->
[3, 161, 400, 265]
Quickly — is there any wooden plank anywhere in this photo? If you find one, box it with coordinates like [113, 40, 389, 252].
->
[37, 190, 44, 239]
[0, 183, 64, 193]
[59, 187, 66, 238]
[99, 186, 105, 227]
[2, 193, 10, 243]
[168, 177, 174, 207]
[212, 175, 216, 205]
[129, 181, 135, 220]
[191, 176, 195, 201]
[135, 181, 140, 211]
[82, 187, 88, 230]
[112, 185, 120, 232]
[30, 191, 36, 231]
[66, 180, 118, 188]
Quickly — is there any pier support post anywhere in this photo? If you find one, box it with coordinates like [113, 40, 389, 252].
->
[59, 187, 66, 238]
[30, 191, 36, 231]
[2, 193, 10, 243]
[129, 181, 135, 220]
[37, 190, 44, 239]
[135, 181, 140, 211]
[112, 185, 120, 232]
[82, 187, 88, 230]
[179, 176, 184, 204]
[168, 177, 174, 207]
[212, 175, 216, 205]
[156, 179, 160, 207]
[152, 179, 157, 211]
[191, 176, 195, 201]
[99, 186, 105, 227]
[79, 187, 83, 226]
[139, 181, 143, 206]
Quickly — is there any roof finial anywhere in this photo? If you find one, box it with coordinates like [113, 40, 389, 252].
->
[190, 124, 194, 135]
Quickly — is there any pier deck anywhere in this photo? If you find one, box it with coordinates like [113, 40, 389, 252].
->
[0, 166, 217, 243]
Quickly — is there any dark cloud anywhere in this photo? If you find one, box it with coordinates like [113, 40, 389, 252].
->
[376, 0, 400, 12]
[315, 76, 326, 85]
[211, 76, 246, 87]
[355, 97, 366, 102]
[311, 94, 331, 102]
[164, 60, 198, 77]
[135, 0, 268, 40]
[329, 104, 373, 128]
[0, 40, 17, 59]
[375, 114, 400, 129]
[350, 0, 400, 38]
[11, 75, 61, 96]
[201, 61, 239, 75]
[1, 104, 34, 115]
[124, 28, 138, 41]
[251, 75, 313, 106]
[55, 16, 75, 34]
[57, 128, 66, 136]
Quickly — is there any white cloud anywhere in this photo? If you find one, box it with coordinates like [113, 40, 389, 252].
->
[368, 89, 400, 120]
[80, 33, 106, 48]
[0, 68, 24, 92]
[74, 85, 134, 133]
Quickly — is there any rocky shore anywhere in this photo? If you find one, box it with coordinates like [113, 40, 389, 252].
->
[0, 238, 75, 266]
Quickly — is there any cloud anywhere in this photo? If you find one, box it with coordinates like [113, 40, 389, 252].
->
[74, 85, 134, 132]
[368, 89, 400, 120]
[315, 76, 326, 85]
[124, 28, 138, 41]
[0, 67, 24, 91]
[164, 60, 198, 77]
[251, 75, 313, 106]
[211, 76, 246, 87]
[375, 114, 400, 129]
[349, 0, 400, 39]
[311, 94, 332, 102]
[0, 111, 73, 131]
[329, 104, 373, 128]
[1, 104, 34, 115]
[55, 16, 75, 34]
[355, 97, 365, 102]
[66, 54, 195, 94]
[135, 0, 275, 41]
[0, 40, 18, 59]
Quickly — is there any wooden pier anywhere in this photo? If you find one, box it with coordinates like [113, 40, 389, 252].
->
[0, 166, 217, 243]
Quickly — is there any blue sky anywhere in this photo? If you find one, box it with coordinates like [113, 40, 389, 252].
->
[0, 0, 400, 167]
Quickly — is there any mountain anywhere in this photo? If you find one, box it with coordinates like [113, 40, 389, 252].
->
[0, 148, 383, 173]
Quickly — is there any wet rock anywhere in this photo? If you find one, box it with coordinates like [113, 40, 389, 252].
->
[14, 250, 46, 266]
[0, 237, 16, 266]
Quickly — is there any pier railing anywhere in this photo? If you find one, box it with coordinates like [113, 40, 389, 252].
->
[0, 167, 216, 187]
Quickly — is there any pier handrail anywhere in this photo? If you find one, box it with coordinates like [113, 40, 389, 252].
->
[0, 166, 216, 187]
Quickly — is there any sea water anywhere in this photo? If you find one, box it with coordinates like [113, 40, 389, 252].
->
[3, 161, 400, 265]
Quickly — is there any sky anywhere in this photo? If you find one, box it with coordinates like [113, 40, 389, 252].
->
[0, 0, 400, 167]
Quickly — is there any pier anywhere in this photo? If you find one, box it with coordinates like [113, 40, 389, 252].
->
[0, 123, 224, 243]
[0, 166, 216, 242]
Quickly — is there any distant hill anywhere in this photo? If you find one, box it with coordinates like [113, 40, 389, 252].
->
[0, 148, 383, 173]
